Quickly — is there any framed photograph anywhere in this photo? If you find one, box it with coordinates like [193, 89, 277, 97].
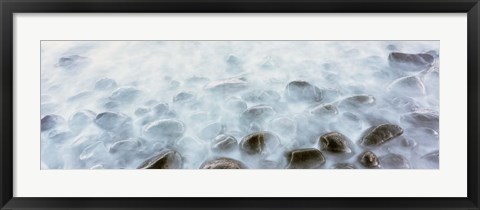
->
[1, 0, 479, 209]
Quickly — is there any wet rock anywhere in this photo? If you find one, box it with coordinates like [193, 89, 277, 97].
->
[268, 117, 297, 139]
[68, 110, 95, 132]
[401, 137, 417, 147]
[197, 122, 225, 140]
[332, 163, 357, 169]
[211, 134, 238, 153]
[309, 104, 338, 118]
[67, 91, 93, 102]
[340, 112, 363, 130]
[224, 97, 247, 113]
[56, 55, 87, 68]
[94, 78, 117, 90]
[41, 114, 65, 131]
[361, 124, 403, 146]
[173, 92, 195, 103]
[143, 119, 185, 141]
[359, 151, 381, 168]
[319, 132, 353, 153]
[48, 129, 74, 143]
[134, 106, 150, 116]
[242, 89, 281, 103]
[204, 77, 248, 93]
[152, 103, 169, 116]
[380, 153, 411, 169]
[108, 139, 142, 154]
[109, 87, 141, 103]
[226, 55, 243, 72]
[187, 76, 210, 86]
[240, 105, 276, 127]
[284, 80, 323, 103]
[285, 148, 326, 169]
[200, 157, 247, 169]
[387, 76, 426, 97]
[239, 131, 280, 155]
[400, 110, 439, 130]
[388, 52, 435, 71]
[338, 95, 376, 109]
[421, 150, 439, 163]
[94, 112, 132, 132]
[389, 96, 420, 112]
[137, 150, 183, 169]
[103, 101, 119, 110]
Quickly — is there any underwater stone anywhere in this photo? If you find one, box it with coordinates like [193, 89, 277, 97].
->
[94, 78, 117, 90]
[380, 153, 411, 169]
[284, 80, 323, 103]
[143, 119, 185, 141]
[211, 134, 238, 153]
[94, 112, 132, 132]
[41, 114, 65, 131]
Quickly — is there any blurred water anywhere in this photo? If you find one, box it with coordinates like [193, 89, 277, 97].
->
[40, 41, 439, 169]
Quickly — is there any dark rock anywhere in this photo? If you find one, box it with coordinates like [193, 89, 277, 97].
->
[94, 112, 132, 132]
[319, 132, 353, 153]
[359, 151, 381, 168]
[211, 134, 238, 153]
[285, 148, 326, 169]
[284, 80, 323, 103]
[240, 131, 280, 155]
[200, 157, 247, 169]
[388, 52, 435, 71]
[143, 119, 185, 141]
[41, 114, 65, 131]
[400, 110, 439, 130]
[380, 153, 411, 169]
[137, 150, 183, 169]
[242, 89, 281, 103]
[94, 78, 117, 90]
[109, 87, 141, 103]
[361, 124, 403, 146]
[332, 163, 357, 169]
[204, 77, 248, 93]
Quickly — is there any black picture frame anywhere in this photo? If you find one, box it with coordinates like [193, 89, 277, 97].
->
[1, 0, 479, 209]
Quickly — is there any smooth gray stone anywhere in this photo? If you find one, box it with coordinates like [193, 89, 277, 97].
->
[94, 112, 132, 132]
[284, 80, 323, 103]
[400, 110, 439, 130]
[143, 119, 185, 141]
[41, 114, 65, 131]
[211, 134, 238, 153]
[94, 78, 117, 90]
[380, 153, 411, 169]
[109, 87, 141, 103]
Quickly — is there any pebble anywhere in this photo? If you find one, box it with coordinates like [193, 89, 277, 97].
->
[200, 157, 248, 169]
[361, 124, 403, 146]
[285, 148, 326, 169]
[239, 131, 280, 155]
[137, 149, 183, 169]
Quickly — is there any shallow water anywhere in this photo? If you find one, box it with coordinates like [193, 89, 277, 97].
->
[40, 41, 439, 169]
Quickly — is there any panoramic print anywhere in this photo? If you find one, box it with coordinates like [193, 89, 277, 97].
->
[40, 41, 439, 169]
